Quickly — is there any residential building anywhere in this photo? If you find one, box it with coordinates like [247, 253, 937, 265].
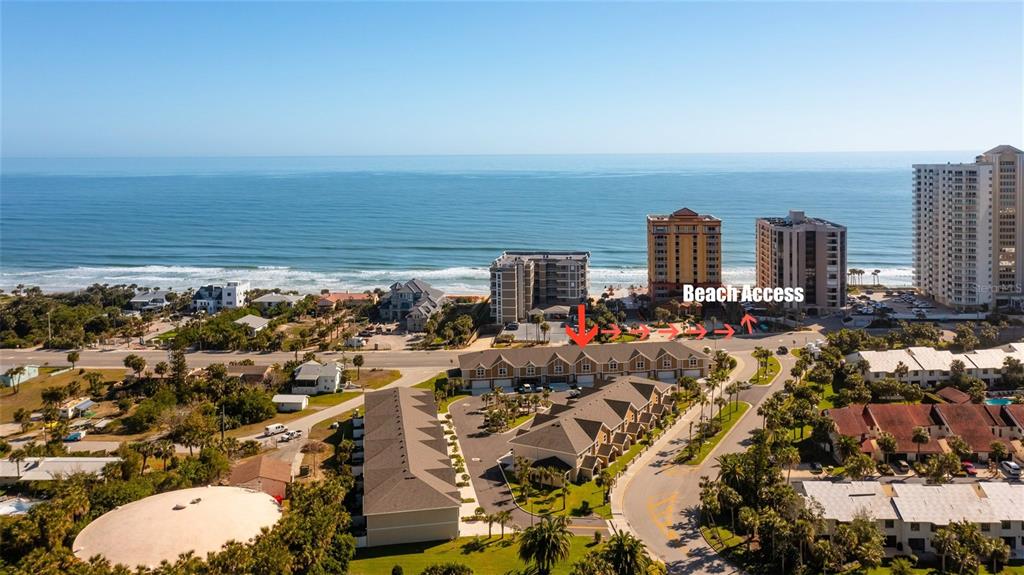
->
[291, 360, 342, 394]
[913, 146, 1024, 310]
[251, 292, 303, 312]
[647, 208, 722, 303]
[848, 343, 1024, 387]
[826, 402, 1023, 462]
[271, 394, 308, 413]
[0, 365, 38, 387]
[191, 281, 250, 313]
[361, 387, 461, 547]
[225, 364, 272, 385]
[378, 279, 447, 332]
[510, 376, 677, 482]
[228, 456, 292, 499]
[459, 341, 709, 394]
[489, 251, 590, 324]
[57, 396, 95, 419]
[128, 290, 173, 311]
[801, 481, 1024, 558]
[317, 291, 376, 314]
[1, 457, 121, 484]
[755, 210, 847, 312]
[233, 314, 270, 335]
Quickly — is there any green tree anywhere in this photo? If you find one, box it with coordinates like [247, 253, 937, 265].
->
[601, 530, 651, 575]
[911, 426, 930, 458]
[518, 515, 572, 575]
[123, 353, 146, 377]
[352, 354, 364, 379]
[66, 350, 80, 368]
[419, 563, 473, 575]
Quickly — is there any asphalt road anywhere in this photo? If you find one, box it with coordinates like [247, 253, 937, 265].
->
[615, 350, 796, 574]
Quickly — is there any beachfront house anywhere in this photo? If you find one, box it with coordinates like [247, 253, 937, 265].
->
[233, 314, 270, 335]
[251, 292, 303, 312]
[291, 361, 343, 394]
[317, 291, 376, 314]
[128, 290, 173, 312]
[191, 281, 250, 314]
[378, 279, 447, 332]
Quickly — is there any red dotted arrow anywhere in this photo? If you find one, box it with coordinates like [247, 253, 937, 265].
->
[713, 323, 735, 339]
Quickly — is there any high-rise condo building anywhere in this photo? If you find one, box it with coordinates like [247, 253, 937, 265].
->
[755, 210, 847, 313]
[489, 251, 589, 324]
[913, 145, 1024, 310]
[646, 208, 721, 303]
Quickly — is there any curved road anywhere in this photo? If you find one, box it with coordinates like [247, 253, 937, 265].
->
[614, 350, 795, 574]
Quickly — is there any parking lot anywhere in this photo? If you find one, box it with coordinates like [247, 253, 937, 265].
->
[498, 321, 570, 344]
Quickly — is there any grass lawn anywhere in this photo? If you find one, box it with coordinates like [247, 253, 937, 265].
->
[307, 391, 361, 407]
[346, 368, 400, 390]
[512, 438, 647, 519]
[685, 402, 750, 465]
[817, 381, 837, 409]
[414, 372, 471, 413]
[0, 367, 126, 423]
[751, 356, 781, 385]
[351, 536, 598, 575]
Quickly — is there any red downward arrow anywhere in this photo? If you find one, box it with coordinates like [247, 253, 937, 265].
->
[739, 313, 757, 334]
[657, 323, 679, 338]
[713, 323, 735, 339]
[600, 324, 621, 338]
[684, 323, 707, 340]
[565, 304, 598, 348]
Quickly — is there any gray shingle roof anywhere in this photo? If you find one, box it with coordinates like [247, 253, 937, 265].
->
[361, 388, 461, 516]
[459, 341, 708, 372]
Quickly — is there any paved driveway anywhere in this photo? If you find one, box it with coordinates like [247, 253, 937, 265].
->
[448, 393, 607, 534]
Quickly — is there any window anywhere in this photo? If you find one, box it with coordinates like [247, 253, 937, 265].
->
[884, 520, 895, 529]
[982, 523, 990, 532]
[689, 358, 698, 367]
[554, 364, 563, 374]
[662, 359, 672, 368]
[476, 368, 485, 377]
[1001, 521, 1011, 530]
[498, 368, 508, 377]
[526, 366, 535, 376]
[911, 523, 920, 532]
[581, 363, 591, 373]
[609, 361, 618, 371]
[636, 361, 645, 370]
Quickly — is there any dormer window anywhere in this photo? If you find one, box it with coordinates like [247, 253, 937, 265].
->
[689, 358, 697, 367]
[636, 361, 645, 370]
[662, 359, 672, 368]
[526, 366, 535, 376]
[498, 368, 508, 377]
[554, 364, 564, 374]
[476, 368, 485, 377]
[609, 361, 618, 371]
[581, 363, 591, 373]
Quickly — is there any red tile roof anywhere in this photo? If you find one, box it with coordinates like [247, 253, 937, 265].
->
[864, 404, 942, 454]
[319, 292, 372, 303]
[828, 405, 871, 438]
[933, 404, 1010, 453]
[936, 386, 970, 404]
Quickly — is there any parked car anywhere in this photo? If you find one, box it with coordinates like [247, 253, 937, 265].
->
[64, 430, 86, 442]
[810, 462, 823, 474]
[516, 384, 534, 394]
[962, 461, 978, 476]
[776, 346, 789, 355]
[264, 423, 288, 436]
[568, 389, 581, 399]
[506, 323, 520, 331]
[894, 460, 911, 474]
[1001, 461, 1021, 477]
[739, 381, 753, 390]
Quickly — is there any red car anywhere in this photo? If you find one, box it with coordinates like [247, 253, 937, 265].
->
[961, 462, 978, 476]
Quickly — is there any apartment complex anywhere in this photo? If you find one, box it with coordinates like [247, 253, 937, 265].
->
[755, 210, 846, 312]
[801, 481, 1024, 558]
[510, 375, 677, 482]
[913, 145, 1024, 310]
[826, 402, 1023, 462]
[848, 342, 1024, 387]
[459, 341, 710, 394]
[360, 388, 461, 547]
[647, 208, 722, 303]
[489, 251, 589, 324]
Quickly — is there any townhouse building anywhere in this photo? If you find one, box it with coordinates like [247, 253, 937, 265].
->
[848, 343, 1024, 387]
[458, 341, 710, 395]
[802, 481, 1024, 559]
[510, 375, 677, 482]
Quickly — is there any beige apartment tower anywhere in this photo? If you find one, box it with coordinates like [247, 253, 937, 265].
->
[913, 145, 1024, 310]
[647, 208, 722, 302]
[489, 251, 589, 324]
[755, 210, 847, 313]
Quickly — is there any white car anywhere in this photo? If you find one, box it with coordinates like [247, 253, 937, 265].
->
[1001, 461, 1021, 477]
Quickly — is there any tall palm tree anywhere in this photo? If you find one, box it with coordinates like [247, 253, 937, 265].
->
[911, 426, 930, 458]
[517, 515, 572, 575]
[496, 509, 513, 539]
[602, 529, 651, 575]
[872, 269, 881, 286]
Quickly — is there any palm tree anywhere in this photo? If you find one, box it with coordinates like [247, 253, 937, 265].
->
[872, 269, 880, 286]
[835, 434, 860, 462]
[301, 440, 328, 477]
[602, 529, 651, 575]
[777, 445, 800, 481]
[9, 448, 26, 479]
[485, 513, 496, 539]
[518, 515, 572, 575]
[540, 321, 551, 342]
[4, 366, 26, 394]
[911, 426, 930, 458]
[353, 354, 364, 379]
[67, 350, 80, 368]
[496, 509, 512, 538]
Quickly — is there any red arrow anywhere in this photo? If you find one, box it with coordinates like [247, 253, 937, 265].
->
[657, 323, 679, 338]
[739, 313, 757, 334]
[684, 323, 707, 340]
[713, 323, 735, 339]
[629, 324, 651, 339]
[565, 304, 598, 348]
[600, 324, 621, 338]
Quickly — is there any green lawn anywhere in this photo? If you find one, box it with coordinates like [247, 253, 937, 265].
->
[751, 356, 781, 385]
[0, 367, 126, 423]
[351, 536, 598, 575]
[346, 368, 400, 390]
[685, 402, 750, 465]
[817, 381, 837, 409]
[226, 391, 359, 438]
[413, 372, 470, 413]
[307, 390, 360, 407]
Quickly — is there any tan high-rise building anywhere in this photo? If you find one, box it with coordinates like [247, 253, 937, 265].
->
[913, 145, 1024, 310]
[756, 210, 847, 312]
[647, 208, 721, 302]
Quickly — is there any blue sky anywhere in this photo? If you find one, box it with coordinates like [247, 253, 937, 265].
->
[2, 2, 1021, 157]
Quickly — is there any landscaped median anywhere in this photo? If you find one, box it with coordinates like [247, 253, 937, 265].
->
[751, 355, 781, 385]
[678, 402, 751, 465]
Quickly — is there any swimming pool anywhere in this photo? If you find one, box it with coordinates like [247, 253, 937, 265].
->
[985, 398, 1012, 406]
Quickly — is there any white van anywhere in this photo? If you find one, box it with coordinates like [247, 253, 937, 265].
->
[264, 423, 287, 437]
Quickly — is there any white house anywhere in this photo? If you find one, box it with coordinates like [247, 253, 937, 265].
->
[291, 361, 343, 395]
[57, 396, 96, 419]
[234, 314, 270, 335]
[252, 293, 303, 312]
[848, 343, 1024, 387]
[191, 281, 251, 313]
[271, 394, 309, 413]
[129, 290, 173, 312]
[1, 365, 38, 387]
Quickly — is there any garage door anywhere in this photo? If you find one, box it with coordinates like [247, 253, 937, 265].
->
[492, 379, 513, 391]
[683, 369, 702, 378]
[576, 375, 595, 387]
[657, 371, 676, 382]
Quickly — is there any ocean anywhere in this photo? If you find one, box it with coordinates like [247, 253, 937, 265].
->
[0, 152, 959, 294]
